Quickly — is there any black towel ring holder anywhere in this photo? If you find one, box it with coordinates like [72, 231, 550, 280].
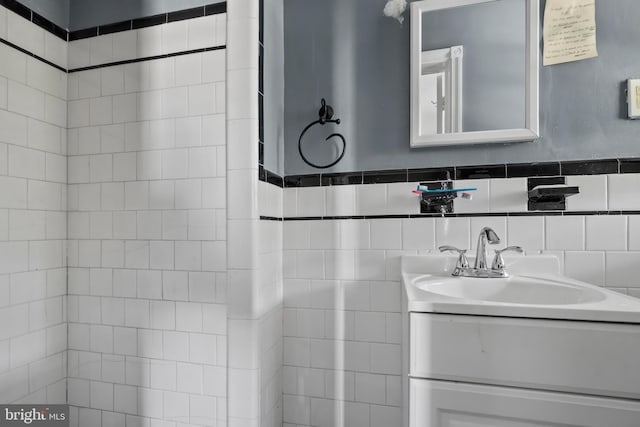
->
[298, 98, 346, 169]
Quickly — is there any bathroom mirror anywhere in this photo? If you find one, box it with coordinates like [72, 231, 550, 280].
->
[410, 0, 539, 147]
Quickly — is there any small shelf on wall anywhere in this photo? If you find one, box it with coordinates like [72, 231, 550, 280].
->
[527, 177, 579, 211]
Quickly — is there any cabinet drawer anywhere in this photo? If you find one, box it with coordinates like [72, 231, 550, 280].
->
[411, 379, 640, 427]
[410, 312, 640, 399]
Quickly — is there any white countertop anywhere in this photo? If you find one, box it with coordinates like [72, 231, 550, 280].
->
[402, 255, 640, 323]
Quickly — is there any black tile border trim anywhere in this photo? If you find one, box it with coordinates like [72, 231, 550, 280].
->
[260, 216, 284, 222]
[32, 11, 68, 40]
[259, 158, 640, 189]
[67, 45, 226, 73]
[2, 0, 30, 19]
[70, 2, 226, 40]
[0, 1, 226, 42]
[0, 38, 66, 72]
[98, 20, 132, 36]
[258, 211, 640, 222]
[0, 0, 68, 40]
[265, 169, 284, 187]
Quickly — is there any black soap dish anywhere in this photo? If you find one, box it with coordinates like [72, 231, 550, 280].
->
[527, 177, 579, 211]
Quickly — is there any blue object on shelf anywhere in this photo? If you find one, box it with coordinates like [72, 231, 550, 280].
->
[416, 185, 477, 194]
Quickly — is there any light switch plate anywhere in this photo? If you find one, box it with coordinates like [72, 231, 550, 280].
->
[628, 79, 640, 119]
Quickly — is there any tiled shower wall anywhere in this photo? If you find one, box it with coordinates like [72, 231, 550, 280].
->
[65, 13, 228, 427]
[280, 175, 640, 426]
[258, 181, 284, 427]
[0, 8, 68, 405]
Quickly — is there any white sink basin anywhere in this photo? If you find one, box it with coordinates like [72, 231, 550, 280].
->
[402, 254, 640, 322]
[412, 274, 606, 305]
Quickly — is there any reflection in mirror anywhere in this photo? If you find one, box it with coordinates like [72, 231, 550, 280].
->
[420, 46, 463, 135]
[410, 0, 539, 148]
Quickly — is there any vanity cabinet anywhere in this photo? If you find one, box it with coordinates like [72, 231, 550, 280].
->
[406, 313, 640, 426]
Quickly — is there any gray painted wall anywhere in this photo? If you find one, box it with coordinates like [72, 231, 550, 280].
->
[17, 0, 70, 29]
[283, 0, 640, 175]
[264, 0, 285, 175]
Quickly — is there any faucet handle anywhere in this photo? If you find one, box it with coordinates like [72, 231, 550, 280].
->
[491, 246, 524, 270]
[438, 245, 469, 268]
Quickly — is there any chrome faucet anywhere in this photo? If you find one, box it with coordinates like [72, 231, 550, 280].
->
[474, 227, 500, 270]
[439, 227, 523, 278]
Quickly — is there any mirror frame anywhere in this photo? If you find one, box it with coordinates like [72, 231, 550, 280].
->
[410, 0, 540, 148]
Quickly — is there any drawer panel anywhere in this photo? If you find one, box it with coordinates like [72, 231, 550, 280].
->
[410, 378, 640, 427]
[410, 312, 640, 399]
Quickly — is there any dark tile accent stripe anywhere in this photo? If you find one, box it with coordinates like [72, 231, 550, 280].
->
[620, 159, 640, 173]
[258, 142, 264, 165]
[0, 38, 66, 72]
[508, 211, 563, 217]
[69, 27, 98, 41]
[206, 3, 227, 15]
[363, 169, 408, 184]
[260, 216, 284, 221]
[285, 174, 321, 188]
[562, 211, 602, 216]
[456, 164, 507, 180]
[32, 12, 67, 40]
[2, 0, 30, 20]
[99, 20, 132, 35]
[132, 13, 167, 30]
[269, 210, 640, 221]
[408, 167, 454, 182]
[507, 162, 560, 178]
[321, 172, 363, 186]
[259, 0, 264, 44]
[258, 44, 264, 95]
[560, 159, 619, 175]
[168, 6, 205, 23]
[278, 158, 640, 189]
[258, 93, 264, 142]
[67, 45, 226, 73]
[265, 170, 284, 187]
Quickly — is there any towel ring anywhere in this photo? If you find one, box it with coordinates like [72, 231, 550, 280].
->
[298, 99, 347, 169]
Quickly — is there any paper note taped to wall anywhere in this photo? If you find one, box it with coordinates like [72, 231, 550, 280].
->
[543, 0, 598, 66]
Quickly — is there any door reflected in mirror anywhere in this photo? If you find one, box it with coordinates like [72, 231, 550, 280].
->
[420, 46, 463, 135]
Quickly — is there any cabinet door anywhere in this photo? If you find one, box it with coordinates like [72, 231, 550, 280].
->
[410, 312, 640, 399]
[410, 379, 640, 427]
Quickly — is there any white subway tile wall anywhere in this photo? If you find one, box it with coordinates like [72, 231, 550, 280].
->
[226, 0, 284, 424]
[66, 16, 227, 427]
[0, 9, 67, 405]
[5, 2, 640, 426]
[281, 180, 640, 426]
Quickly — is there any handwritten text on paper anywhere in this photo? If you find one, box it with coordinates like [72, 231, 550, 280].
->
[543, 0, 597, 66]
